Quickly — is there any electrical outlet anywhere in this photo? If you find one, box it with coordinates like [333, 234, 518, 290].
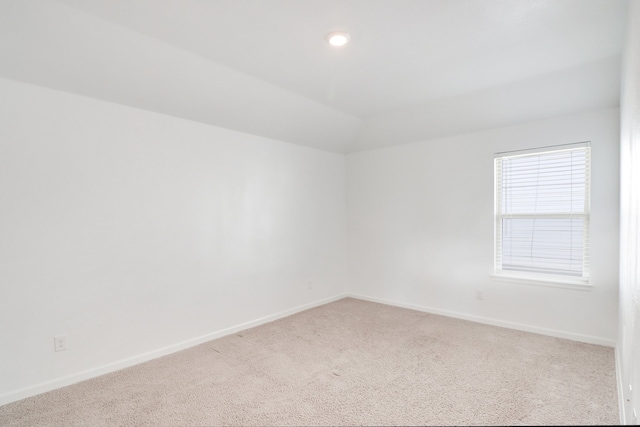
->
[54, 335, 67, 352]
[475, 290, 484, 300]
[307, 280, 312, 290]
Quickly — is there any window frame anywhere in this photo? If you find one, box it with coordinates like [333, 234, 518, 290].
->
[492, 142, 592, 288]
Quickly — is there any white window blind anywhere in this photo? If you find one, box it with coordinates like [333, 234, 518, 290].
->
[494, 142, 591, 283]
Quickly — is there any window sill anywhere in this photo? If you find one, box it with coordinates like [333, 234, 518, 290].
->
[490, 273, 593, 291]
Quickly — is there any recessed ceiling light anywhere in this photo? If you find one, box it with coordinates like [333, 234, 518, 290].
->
[326, 31, 350, 47]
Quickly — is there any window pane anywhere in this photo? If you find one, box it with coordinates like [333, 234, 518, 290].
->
[500, 217, 584, 276]
[501, 149, 587, 215]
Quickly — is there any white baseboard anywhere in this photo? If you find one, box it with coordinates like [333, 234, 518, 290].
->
[0, 293, 347, 407]
[2, 292, 617, 408]
[347, 293, 616, 347]
[615, 345, 626, 425]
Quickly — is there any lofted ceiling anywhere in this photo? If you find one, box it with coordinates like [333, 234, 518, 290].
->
[0, 0, 629, 153]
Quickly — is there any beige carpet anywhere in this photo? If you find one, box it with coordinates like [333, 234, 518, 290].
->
[0, 298, 619, 426]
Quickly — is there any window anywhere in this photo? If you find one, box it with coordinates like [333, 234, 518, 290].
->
[494, 142, 591, 285]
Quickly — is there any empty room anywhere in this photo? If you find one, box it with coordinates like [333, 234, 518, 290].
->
[1, 0, 639, 425]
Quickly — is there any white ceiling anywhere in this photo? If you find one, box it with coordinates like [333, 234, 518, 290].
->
[0, 0, 629, 153]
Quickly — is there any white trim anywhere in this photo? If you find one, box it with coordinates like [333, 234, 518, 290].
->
[1, 292, 616, 409]
[490, 273, 593, 290]
[0, 293, 347, 407]
[615, 345, 626, 425]
[347, 293, 615, 347]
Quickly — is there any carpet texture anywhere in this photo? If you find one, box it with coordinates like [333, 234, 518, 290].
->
[0, 298, 619, 426]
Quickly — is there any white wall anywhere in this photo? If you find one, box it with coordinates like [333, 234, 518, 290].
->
[347, 108, 620, 344]
[619, 1, 640, 424]
[0, 77, 347, 404]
